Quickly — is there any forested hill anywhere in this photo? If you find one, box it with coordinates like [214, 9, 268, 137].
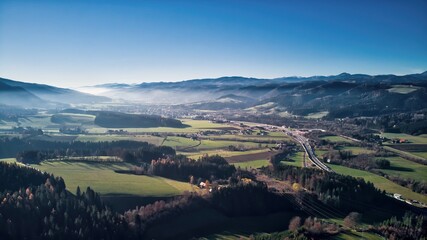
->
[92, 111, 187, 128]
[83, 72, 427, 119]
[2, 72, 427, 119]
[0, 77, 110, 108]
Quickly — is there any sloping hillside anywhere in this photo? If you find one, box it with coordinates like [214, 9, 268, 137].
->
[0, 77, 110, 107]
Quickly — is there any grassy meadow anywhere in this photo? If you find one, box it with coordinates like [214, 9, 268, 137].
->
[0, 117, 291, 195]
[232, 159, 271, 169]
[380, 132, 427, 144]
[75, 134, 165, 144]
[28, 160, 194, 197]
[327, 164, 427, 204]
[375, 156, 427, 182]
[183, 149, 269, 160]
[337, 146, 375, 155]
[282, 151, 305, 167]
[320, 135, 355, 144]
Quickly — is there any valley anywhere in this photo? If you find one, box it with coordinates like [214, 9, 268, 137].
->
[1, 1, 426, 239]
[1, 74, 426, 239]
[1, 111, 426, 208]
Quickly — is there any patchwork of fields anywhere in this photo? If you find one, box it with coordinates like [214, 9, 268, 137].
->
[316, 134, 427, 204]
[2, 116, 426, 208]
[0, 119, 291, 199]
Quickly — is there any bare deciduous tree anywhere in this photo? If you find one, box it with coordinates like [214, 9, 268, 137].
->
[289, 216, 301, 232]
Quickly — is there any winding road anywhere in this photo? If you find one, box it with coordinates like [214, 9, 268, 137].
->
[282, 127, 333, 172]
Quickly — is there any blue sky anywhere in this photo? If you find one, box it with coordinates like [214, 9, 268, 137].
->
[0, 0, 426, 88]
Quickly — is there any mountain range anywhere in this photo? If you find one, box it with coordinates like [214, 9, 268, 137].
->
[80, 71, 427, 103]
[0, 77, 110, 108]
[1, 72, 427, 118]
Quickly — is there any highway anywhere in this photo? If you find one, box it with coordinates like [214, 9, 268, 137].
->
[282, 127, 333, 172]
[246, 123, 333, 172]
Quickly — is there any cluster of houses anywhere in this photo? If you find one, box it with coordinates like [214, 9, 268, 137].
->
[59, 126, 87, 134]
[199, 177, 253, 192]
[8, 127, 44, 136]
[390, 138, 409, 144]
[106, 129, 128, 135]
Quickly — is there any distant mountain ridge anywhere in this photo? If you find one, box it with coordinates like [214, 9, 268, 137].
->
[2, 71, 427, 118]
[82, 72, 427, 107]
[91, 71, 427, 88]
[0, 77, 110, 108]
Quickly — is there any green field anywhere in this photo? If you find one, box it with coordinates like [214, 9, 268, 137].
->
[232, 159, 270, 169]
[206, 133, 291, 142]
[163, 136, 200, 148]
[88, 126, 196, 134]
[164, 136, 274, 151]
[85, 119, 236, 134]
[18, 115, 57, 129]
[384, 144, 427, 160]
[317, 144, 375, 156]
[75, 134, 165, 144]
[51, 113, 96, 125]
[327, 164, 427, 204]
[380, 132, 427, 144]
[315, 150, 328, 157]
[281, 151, 305, 167]
[384, 146, 427, 161]
[375, 156, 427, 182]
[46, 156, 122, 162]
[183, 149, 269, 160]
[2, 117, 242, 134]
[410, 151, 427, 159]
[29, 161, 193, 197]
[181, 119, 236, 129]
[321, 135, 355, 143]
[338, 146, 375, 155]
[197, 139, 271, 150]
[183, 149, 272, 168]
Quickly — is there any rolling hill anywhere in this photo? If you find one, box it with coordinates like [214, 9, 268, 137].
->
[84, 72, 427, 118]
[0, 77, 110, 108]
[2, 72, 427, 119]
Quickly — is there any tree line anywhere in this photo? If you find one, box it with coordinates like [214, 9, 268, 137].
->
[0, 138, 176, 164]
[124, 180, 297, 239]
[0, 161, 300, 239]
[117, 155, 236, 183]
[261, 165, 414, 219]
[0, 138, 149, 158]
[0, 162, 127, 239]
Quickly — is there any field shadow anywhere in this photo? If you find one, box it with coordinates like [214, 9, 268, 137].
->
[282, 159, 295, 163]
[387, 166, 414, 172]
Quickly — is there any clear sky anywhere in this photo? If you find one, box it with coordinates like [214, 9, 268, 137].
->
[0, 0, 426, 88]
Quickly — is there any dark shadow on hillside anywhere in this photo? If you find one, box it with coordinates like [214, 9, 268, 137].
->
[281, 159, 295, 163]
[101, 194, 173, 212]
[387, 166, 414, 172]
